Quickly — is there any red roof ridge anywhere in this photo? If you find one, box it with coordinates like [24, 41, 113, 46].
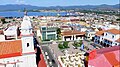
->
[96, 46, 120, 54]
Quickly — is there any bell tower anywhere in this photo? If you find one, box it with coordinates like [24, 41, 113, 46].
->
[20, 15, 34, 53]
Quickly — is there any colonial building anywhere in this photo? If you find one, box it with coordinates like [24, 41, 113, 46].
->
[61, 30, 86, 41]
[103, 29, 120, 46]
[0, 16, 37, 67]
[94, 29, 120, 47]
[94, 31, 105, 45]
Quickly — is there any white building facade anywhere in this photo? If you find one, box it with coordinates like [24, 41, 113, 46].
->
[94, 29, 120, 47]
[0, 16, 37, 67]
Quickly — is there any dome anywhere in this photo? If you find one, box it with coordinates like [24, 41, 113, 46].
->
[21, 16, 32, 30]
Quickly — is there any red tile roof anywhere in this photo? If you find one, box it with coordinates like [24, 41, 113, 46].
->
[95, 31, 105, 36]
[0, 40, 22, 59]
[88, 46, 120, 67]
[60, 26, 70, 29]
[61, 30, 86, 36]
[106, 29, 120, 34]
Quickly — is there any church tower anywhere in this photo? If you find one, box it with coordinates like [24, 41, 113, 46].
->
[20, 15, 34, 53]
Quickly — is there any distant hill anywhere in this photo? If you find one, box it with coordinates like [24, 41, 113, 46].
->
[0, 4, 119, 11]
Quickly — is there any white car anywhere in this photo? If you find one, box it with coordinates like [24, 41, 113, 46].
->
[49, 61, 52, 66]
[46, 56, 49, 59]
[45, 52, 48, 56]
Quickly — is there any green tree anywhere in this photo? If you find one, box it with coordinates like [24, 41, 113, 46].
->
[79, 40, 82, 45]
[57, 28, 61, 39]
[73, 40, 82, 47]
[1, 18, 6, 24]
[63, 41, 69, 48]
[58, 43, 64, 49]
[58, 41, 69, 49]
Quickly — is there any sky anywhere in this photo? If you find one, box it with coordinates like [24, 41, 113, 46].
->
[0, 0, 119, 6]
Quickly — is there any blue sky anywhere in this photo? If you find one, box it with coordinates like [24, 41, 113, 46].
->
[0, 0, 119, 6]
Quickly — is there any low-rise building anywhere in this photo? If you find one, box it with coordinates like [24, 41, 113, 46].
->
[94, 29, 120, 47]
[103, 29, 120, 46]
[60, 25, 72, 32]
[61, 30, 86, 41]
[94, 31, 105, 45]
[40, 26, 57, 41]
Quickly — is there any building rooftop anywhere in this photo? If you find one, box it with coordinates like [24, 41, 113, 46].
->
[95, 30, 105, 36]
[106, 29, 120, 34]
[88, 46, 120, 67]
[61, 30, 86, 36]
[0, 40, 22, 59]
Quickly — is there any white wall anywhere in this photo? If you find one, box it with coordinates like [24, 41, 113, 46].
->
[103, 32, 120, 46]
[104, 32, 117, 42]
[0, 35, 5, 42]
[22, 54, 37, 67]
[21, 36, 35, 53]
[0, 54, 37, 67]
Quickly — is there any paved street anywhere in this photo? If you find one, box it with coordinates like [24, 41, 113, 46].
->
[41, 45, 58, 67]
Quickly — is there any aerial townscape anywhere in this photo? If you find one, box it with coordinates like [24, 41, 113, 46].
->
[0, 0, 120, 67]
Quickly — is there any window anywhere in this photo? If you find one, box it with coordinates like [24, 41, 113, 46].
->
[42, 27, 46, 30]
[27, 43, 29, 47]
[106, 33, 107, 36]
[112, 35, 114, 38]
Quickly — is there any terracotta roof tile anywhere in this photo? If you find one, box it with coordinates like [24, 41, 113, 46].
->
[95, 31, 105, 36]
[106, 29, 120, 34]
[0, 40, 22, 59]
[61, 30, 86, 36]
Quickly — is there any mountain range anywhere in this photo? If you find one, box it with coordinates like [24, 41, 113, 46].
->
[0, 4, 119, 11]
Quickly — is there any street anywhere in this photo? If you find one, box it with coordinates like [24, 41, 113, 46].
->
[41, 45, 58, 67]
